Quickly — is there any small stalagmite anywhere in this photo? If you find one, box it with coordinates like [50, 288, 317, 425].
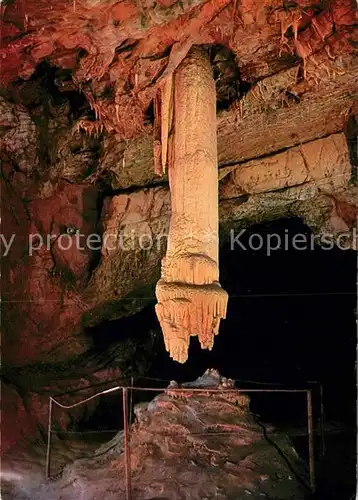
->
[154, 46, 229, 363]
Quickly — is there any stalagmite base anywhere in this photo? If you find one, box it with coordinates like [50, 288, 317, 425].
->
[155, 47, 229, 363]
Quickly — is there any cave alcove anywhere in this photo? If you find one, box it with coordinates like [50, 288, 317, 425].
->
[81, 216, 356, 437]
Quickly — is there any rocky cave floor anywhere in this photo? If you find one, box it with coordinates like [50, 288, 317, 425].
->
[1, 370, 356, 500]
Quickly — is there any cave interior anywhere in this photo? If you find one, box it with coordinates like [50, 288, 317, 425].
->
[1, 0, 357, 499]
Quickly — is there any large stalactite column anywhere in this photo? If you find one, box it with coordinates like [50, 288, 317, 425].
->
[155, 47, 229, 363]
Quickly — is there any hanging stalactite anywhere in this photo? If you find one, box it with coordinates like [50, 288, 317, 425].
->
[154, 46, 229, 363]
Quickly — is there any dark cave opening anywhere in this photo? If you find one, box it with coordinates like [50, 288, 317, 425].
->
[13, 61, 95, 121]
[83, 217, 356, 425]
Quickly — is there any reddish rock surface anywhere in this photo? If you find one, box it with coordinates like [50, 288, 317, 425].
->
[1, 0, 356, 138]
[1, 384, 40, 456]
[8, 370, 308, 499]
[2, 179, 99, 366]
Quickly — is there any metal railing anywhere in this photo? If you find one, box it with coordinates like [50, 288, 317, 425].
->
[46, 381, 321, 498]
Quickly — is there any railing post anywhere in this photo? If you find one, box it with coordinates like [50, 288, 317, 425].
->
[122, 387, 132, 500]
[319, 384, 326, 457]
[129, 376, 134, 425]
[307, 389, 316, 493]
[45, 397, 53, 480]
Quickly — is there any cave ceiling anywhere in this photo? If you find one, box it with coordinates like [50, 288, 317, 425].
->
[1, 0, 357, 152]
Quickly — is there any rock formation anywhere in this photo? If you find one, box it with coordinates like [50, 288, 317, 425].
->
[6, 370, 309, 499]
[155, 47, 228, 363]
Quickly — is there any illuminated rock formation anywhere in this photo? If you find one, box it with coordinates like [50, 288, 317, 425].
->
[155, 47, 228, 363]
[20, 370, 308, 500]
